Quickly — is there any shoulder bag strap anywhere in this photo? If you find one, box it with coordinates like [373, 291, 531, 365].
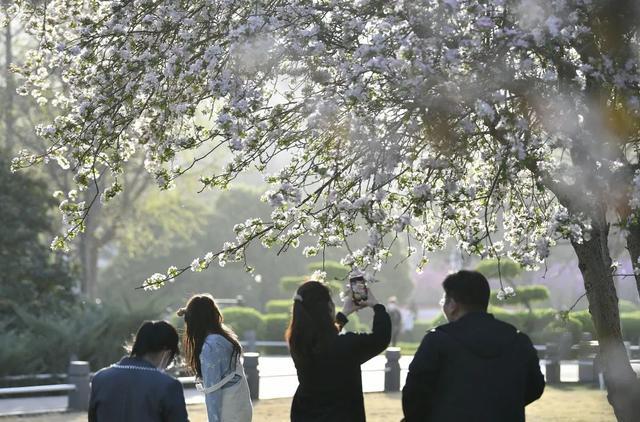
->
[197, 370, 237, 394]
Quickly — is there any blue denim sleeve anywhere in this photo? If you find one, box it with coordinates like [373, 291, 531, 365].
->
[200, 337, 232, 422]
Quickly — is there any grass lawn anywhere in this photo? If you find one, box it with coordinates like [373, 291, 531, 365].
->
[1, 385, 614, 421]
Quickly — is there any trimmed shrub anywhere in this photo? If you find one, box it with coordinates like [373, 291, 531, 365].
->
[266, 300, 292, 315]
[260, 313, 290, 341]
[308, 261, 349, 281]
[548, 310, 640, 342]
[619, 300, 640, 313]
[542, 315, 583, 344]
[280, 276, 307, 293]
[222, 307, 264, 339]
[573, 310, 595, 334]
[621, 312, 640, 342]
[476, 258, 522, 279]
[489, 285, 550, 308]
[279, 276, 342, 296]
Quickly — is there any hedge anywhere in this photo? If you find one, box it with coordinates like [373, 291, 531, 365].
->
[266, 300, 292, 315]
[621, 312, 640, 342]
[572, 310, 595, 334]
[222, 307, 264, 339]
[541, 315, 583, 343]
[570, 310, 640, 342]
[489, 285, 550, 307]
[260, 313, 290, 341]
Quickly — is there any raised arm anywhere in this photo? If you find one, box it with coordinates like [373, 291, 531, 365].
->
[343, 304, 392, 364]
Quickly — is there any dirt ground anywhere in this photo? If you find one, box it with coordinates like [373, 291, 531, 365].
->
[1, 386, 614, 421]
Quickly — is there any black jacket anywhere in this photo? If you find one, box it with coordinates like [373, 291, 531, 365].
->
[290, 304, 392, 422]
[88, 357, 189, 422]
[402, 312, 545, 422]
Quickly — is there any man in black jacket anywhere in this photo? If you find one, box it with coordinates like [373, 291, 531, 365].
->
[402, 270, 545, 422]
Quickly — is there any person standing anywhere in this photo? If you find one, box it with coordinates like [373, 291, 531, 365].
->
[179, 294, 252, 422]
[386, 296, 403, 347]
[286, 280, 391, 422]
[88, 320, 188, 422]
[402, 270, 545, 422]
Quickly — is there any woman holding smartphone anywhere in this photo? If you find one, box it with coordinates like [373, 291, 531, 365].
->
[286, 279, 391, 422]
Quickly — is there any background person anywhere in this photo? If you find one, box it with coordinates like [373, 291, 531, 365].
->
[88, 320, 188, 422]
[179, 294, 252, 422]
[386, 296, 403, 346]
[402, 270, 545, 422]
[286, 280, 391, 422]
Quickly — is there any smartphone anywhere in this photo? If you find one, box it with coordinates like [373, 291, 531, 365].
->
[349, 276, 368, 305]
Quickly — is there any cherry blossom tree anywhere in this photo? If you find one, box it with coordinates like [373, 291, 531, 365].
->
[10, 0, 640, 418]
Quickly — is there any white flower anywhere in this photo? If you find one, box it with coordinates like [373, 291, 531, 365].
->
[394, 214, 411, 232]
[545, 16, 563, 37]
[475, 100, 495, 120]
[412, 184, 432, 199]
[476, 17, 494, 29]
[311, 270, 327, 282]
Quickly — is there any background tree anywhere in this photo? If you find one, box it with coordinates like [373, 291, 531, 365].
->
[0, 7, 159, 299]
[13, 1, 640, 418]
[0, 155, 76, 320]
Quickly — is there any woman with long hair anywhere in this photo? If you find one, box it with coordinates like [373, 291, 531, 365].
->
[286, 280, 391, 422]
[178, 294, 252, 422]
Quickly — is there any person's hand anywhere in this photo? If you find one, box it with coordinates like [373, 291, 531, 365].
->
[362, 288, 379, 308]
[341, 288, 366, 316]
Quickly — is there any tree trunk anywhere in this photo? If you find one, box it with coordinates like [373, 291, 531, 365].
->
[3, 11, 15, 153]
[78, 187, 100, 299]
[624, 222, 640, 301]
[571, 208, 640, 421]
[79, 230, 99, 299]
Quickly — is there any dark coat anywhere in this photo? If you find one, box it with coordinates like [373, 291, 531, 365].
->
[290, 304, 392, 422]
[88, 357, 189, 422]
[402, 312, 545, 422]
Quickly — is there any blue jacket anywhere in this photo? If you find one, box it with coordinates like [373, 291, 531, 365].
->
[88, 356, 189, 422]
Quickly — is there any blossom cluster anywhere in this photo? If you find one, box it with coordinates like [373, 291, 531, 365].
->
[13, 0, 640, 288]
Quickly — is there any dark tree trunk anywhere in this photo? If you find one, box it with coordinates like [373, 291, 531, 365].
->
[79, 187, 100, 299]
[571, 206, 640, 421]
[3, 12, 15, 153]
[79, 230, 99, 299]
[624, 222, 640, 301]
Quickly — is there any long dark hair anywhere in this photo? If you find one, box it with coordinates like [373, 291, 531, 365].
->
[178, 294, 242, 378]
[285, 281, 339, 362]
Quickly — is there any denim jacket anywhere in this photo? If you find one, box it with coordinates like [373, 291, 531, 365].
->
[200, 334, 241, 422]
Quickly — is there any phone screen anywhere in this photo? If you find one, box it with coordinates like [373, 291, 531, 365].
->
[349, 276, 368, 305]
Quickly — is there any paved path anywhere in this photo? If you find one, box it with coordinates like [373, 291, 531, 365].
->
[2, 356, 634, 416]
